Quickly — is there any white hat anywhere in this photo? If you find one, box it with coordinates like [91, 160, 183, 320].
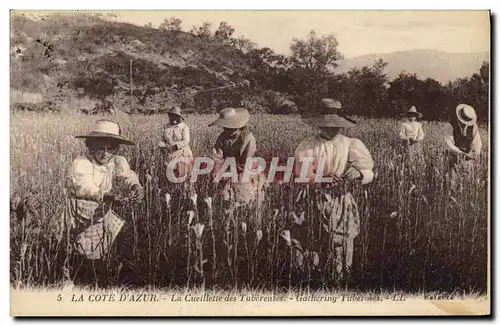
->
[456, 104, 477, 126]
[209, 107, 250, 129]
[75, 120, 134, 145]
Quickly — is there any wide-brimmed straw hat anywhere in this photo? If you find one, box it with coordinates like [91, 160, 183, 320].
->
[303, 98, 357, 128]
[456, 104, 477, 126]
[168, 106, 185, 120]
[209, 107, 250, 129]
[401, 106, 423, 118]
[75, 120, 134, 145]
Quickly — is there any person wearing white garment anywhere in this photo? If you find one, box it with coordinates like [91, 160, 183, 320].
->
[399, 106, 424, 146]
[398, 105, 425, 169]
[293, 98, 374, 281]
[59, 119, 144, 288]
[158, 107, 194, 189]
[445, 104, 483, 187]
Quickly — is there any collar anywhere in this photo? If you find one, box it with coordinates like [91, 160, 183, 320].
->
[318, 133, 341, 141]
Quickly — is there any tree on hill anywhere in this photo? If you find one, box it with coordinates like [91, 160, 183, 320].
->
[445, 61, 489, 122]
[388, 72, 449, 120]
[190, 21, 212, 38]
[288, 30, 343, 110]
[159, 17, 182, 32]
[214, 21, 235, 43]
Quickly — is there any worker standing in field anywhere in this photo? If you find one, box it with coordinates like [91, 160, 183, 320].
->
[293, 98, 374, 282]
[58, 119, 144, 288]
[158, 107, 194, 190]
[398, 105, 425, 173]
[445, 104, 483, 187]
[208, 107, 267, 223]
[399, 106, 425, 152]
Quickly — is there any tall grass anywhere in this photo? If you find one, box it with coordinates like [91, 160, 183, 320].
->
[10, 112, 488, 293]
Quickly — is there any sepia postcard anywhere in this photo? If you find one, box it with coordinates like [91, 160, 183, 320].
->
[9, 9, 491, 316]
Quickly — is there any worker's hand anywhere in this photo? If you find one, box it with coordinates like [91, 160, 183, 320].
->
[465, 152, 477, 160]
[343, 168, 362, 182]
[129, 185, 144, 204]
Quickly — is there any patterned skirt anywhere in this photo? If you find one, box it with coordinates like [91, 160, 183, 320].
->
[62, 198, 125, 260]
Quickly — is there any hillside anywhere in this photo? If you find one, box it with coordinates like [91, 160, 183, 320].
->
[336, 50, 489, 84]
[10, 13, 263, 113]
[9, 13, 489, 120]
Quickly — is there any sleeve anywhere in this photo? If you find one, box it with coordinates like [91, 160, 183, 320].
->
[66, 157, 103, 202]
[417, 123, 425, 141]
[114, 156, 141, 189]
[399, 123, 408, 140]
[346, 138, 375, 185]
[445, 135, 463, 154]
[172, 124, 190, 149]
[162, 125, 173, 145]
[240, 133, 257, 161]
[470, 131, 482, 157]
[293, 139, 317, 182]
[211, 134, 224, 161]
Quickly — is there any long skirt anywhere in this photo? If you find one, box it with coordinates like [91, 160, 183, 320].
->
[160, 152, 194, 189]
[60, 198, 126, 288]
[216, 172, 268, 228]
[290, 187, 360, 282]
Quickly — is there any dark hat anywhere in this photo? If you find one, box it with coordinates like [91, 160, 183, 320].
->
[168, 106, 185, 120]
[401, 106, 423, 118]
[303, 98, 356, 128]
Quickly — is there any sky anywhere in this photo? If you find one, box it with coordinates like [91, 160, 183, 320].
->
[107, 10, 490, 58]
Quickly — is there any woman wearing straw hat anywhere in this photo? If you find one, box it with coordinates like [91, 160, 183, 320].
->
[399, 106, 425, 146]
[158, 107, 194, 189]
[398, 105, 425, 166]
[293, 98, 374, 282]
[209, 107, 267, 220]
[58, 119, 144, 288]
[445, 104, 483, 186]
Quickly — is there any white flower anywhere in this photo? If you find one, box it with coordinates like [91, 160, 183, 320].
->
[281, 230, 291, 246]
[204, 197, 213, 210]
[292, 211, 305, 225]
[241, 222, 247, 234]
[187, 210, 195, 225]
[164, 192, 171, 205]
[256, 230, 263, 243]
[312, 251, 320, 267]
[191, 223, 204, 239]
[295, 249, 304, 267]
[190, 193, 198, 207]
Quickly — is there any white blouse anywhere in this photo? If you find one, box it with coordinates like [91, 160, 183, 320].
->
[161, 122, 193, 159]
[294, 134, 374, 185]
[66, 155, 140, 202]
[399, 121, 424, 141]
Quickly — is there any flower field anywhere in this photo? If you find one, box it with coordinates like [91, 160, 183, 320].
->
[10, 112, 489, 294]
